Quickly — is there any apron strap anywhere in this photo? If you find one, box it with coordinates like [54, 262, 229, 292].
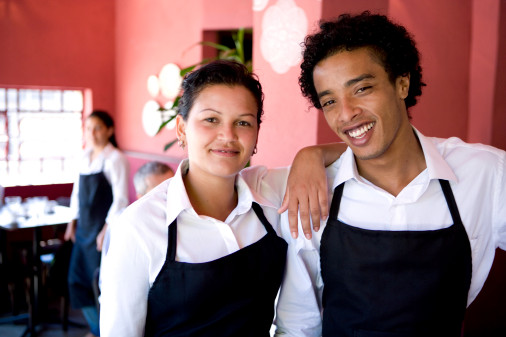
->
[330, 181, 462, 226]
[166, 204, 274, 262]
[251, 202, 276, 235]
[167, 219, 178, 262]
[329, 183, 345, 220]
[439, 179, 464, 226]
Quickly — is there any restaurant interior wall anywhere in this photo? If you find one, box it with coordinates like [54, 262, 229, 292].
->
[0, 0, 504, 187]
[0, 0, 115, 200]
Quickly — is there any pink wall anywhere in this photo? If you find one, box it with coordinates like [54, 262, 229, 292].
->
[390, 0, 472, 140]
[467, 0, 500, 145]
[113, 0, 201, 162]
[251, 0, 322, 167]
[0, 0, 116, 115]
[203, 0, 253, 30]
[1, 0, 504, 166]
[1, 0, 505, 177]
[492, 2, 506, 150]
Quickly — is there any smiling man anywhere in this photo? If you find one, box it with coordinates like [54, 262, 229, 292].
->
[275, 11, 506, 337]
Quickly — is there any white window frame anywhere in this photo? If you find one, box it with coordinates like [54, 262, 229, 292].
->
[0, 85, 89, 187]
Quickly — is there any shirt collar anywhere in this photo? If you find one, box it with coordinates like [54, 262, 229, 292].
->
[165, 159, 193, 225]
[414, 128, 457, 182]
[84, 142, 114, 158]
[331, 126, 457, 189]
[164, 159, 277, 225]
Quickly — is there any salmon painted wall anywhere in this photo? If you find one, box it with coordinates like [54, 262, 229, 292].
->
[1, 0, 505, 180]
[390, 0, 471, 140]
[391, 0, 505, 151]
[202, 0, 253, 30]
[113, 0, 201, 162]
[0, 0, 116, 116]
[493, 1, 506, 150]
[468, 0, 500, 146]
[250, 0, 322, 168]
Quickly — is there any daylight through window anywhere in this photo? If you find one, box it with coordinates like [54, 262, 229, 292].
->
[0, 87, 84, 187]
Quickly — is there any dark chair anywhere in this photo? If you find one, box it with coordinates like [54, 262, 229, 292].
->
[40, 239, 73, 329]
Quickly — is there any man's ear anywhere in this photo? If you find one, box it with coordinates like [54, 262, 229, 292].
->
[397, 74, 410, 100]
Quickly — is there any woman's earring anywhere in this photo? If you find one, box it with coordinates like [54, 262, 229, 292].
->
[252, 146, 257, 155]
[178, 139, 185, 149]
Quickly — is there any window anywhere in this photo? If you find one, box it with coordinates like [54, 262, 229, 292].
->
[0, 87, 84, 187]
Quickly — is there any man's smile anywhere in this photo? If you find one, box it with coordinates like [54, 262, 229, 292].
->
[346, 122, 375, 139]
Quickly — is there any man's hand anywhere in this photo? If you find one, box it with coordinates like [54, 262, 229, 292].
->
[278, 143, 346, 239]
[278, 146, 329, 239]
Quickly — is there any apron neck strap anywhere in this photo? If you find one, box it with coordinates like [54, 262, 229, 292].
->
[329, 183, 345, 220]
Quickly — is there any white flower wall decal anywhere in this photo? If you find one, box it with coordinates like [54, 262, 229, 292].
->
[143, 63, 181, 136]
[253, 0, 270, 12]
[260, 0, 308, 74]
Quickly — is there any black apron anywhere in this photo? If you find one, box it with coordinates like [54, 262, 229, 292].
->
[144, 202, 287, 337]
[320, 179, 472, 337]
[68, 171, 113, 308]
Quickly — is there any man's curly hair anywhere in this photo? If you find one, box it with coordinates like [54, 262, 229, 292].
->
[299, 11, 426, 113]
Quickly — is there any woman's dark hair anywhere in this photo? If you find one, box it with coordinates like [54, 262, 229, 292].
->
[300, 11, 426, 116]
[88, 109, 118, 148]
[178, 60, 264, 126]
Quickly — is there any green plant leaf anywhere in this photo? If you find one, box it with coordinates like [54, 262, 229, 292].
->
[157, 114, 176, 134]
[164, 138, 178, 151]
[200, 41, 231, 52]
[171, 96, 181, 108]
[180, 58, 217, 77]
[233, 28, 245, 63]
[180, 64, 198, 76]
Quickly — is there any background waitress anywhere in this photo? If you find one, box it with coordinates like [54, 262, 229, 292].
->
[64, 110, 129, 337]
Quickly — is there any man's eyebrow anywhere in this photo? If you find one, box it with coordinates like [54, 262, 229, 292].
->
[317, 74, 376, 100]
[345, 74, 375, 88]
[318, 90, 332, 100]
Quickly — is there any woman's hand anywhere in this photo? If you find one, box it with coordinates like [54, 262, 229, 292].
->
[64, 219, 77, 242]
[96, 223, 108, 252]
[278, 143, 347, 239]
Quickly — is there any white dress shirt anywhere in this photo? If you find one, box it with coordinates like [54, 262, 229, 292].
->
[99, 159, 289, 337]
[275, 128, 506, 337]
[69, 143, 129, 226]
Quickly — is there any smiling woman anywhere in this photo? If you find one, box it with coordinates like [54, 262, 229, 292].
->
[100, 60, 287, 337]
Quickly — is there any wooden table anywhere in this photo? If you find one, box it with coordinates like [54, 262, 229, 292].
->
[0, 205, 73, 337]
